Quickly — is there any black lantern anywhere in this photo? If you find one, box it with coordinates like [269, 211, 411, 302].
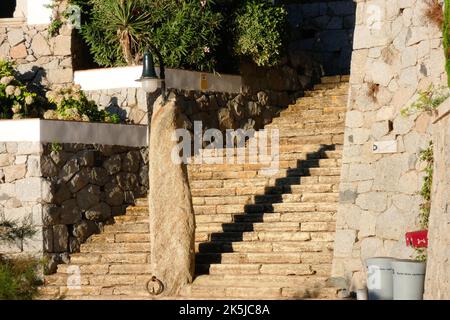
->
[136, 48, 166, 101]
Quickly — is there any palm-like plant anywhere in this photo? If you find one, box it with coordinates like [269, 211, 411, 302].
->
[98, 0, 152, 65]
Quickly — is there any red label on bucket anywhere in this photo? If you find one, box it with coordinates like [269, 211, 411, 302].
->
[405, 230, 428, 248]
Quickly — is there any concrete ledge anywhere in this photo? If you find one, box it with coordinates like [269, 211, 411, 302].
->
[433, 97, 450, 124]
[0, 119, 147, 147]
[74, 66, 242, 93]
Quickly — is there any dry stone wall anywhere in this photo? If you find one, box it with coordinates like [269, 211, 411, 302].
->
[86, 88, 291, 134]
[332, 0, 447, 290]
[0, 141, 148, 272]
[424, 100, 450, 299]
[286, 0, 356, 76]
[0, 23, 74, 88]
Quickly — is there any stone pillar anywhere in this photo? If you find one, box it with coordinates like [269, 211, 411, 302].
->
[148, 94, 195, 297]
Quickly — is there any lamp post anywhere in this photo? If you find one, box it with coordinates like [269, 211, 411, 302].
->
[136, 47, 167, 102]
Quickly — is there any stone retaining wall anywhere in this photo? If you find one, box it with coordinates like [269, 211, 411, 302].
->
[0, 24, 73, 88]
[285, 0, 356, 76]
[424, 99, 450, 299]
[332, 0, 447, 290]
[0, 123, 148, 272]
[86, 88, 291, 135]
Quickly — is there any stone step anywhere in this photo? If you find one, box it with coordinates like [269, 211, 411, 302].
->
[192, 274, 328, 287]
[183, 284, 338, 299]
[69, 252, 150, 265]
[113, 215, 149, 223]
[266, 127, 345, 137]
[321, 75, 349, 83]
[304, 87, 349, 97]
[194, 201, 337, 215]
[123, 206, 148, 216]
[80, 242, 150, 254]
[56, 263, 152, 275]
[196, 263, 332, 277]
[195, 210, 336, 224]
[192, 187, 338, 206]
[196, 231, 335, 244]
[194, 211, 336, 226]
[196, 240, 333, 254]
[45, 273, 153, 287]
[188, 158, 341, 172]
[280, 135, 344, 146]
[272, 114, 343, 125]
[193, 143, 339, 157]
[102, 222, 149, 234]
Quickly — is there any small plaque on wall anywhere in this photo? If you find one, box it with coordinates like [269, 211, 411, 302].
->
[200, 74, 208, 91]
[372, 140, 397, 154]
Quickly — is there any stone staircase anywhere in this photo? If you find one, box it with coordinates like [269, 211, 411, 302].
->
[38, 75, 349, 300]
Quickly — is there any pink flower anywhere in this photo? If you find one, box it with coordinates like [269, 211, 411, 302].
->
[203, 46, 210, 53]
[200, 0, 207, 7]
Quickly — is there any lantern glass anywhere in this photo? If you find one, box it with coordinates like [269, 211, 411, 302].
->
[140, 78, 160, 93]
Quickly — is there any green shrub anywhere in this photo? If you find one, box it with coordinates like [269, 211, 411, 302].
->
[232, 0, 288, 67]
[0, 60, 40, 119]
[79, 0, 222, 71]
[0, 256, 42, 300]
[400, 84, 450, 116]
[71, 0, 288, 71]
[150, 1, 223, 72]
[44, 84, 120, 123]
[0, 218, 41, 300]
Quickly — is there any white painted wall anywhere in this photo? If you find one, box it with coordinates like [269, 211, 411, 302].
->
[0, 119, 148, 147]
[26, 0, 52, 25]
[74, 66, 242, 93]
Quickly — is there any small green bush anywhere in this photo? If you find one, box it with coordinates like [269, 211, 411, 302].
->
[232, 0, 288, 67]
[0, 218, 41, 300]
[44, 85, 120, 123]
[400, 84, 450, 116]
[0, 59, 119, 123]
[0, 60, 40, 119]
[0, 256, 42, 300]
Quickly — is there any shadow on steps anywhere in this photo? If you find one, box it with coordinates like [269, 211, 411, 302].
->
[195, 144, 338, 276]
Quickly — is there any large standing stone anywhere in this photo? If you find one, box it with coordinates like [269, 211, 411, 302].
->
[148, 95, 195, 296]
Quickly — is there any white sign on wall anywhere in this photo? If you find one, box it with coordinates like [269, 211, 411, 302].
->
[27, 0, 52, 25]
[372, 140, 398, 154]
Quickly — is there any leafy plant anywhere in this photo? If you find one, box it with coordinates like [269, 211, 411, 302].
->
[0, 217, 41, 300]
[79, 0, 223, 71]
[401, 84, 450, 116]
[0, 60, 39, 119]
[412, 141, 434, 262]
[232, 0, 288, 67]
[445, 0, 450, 86]
[44, 84, 120, 123]
[0, 255, 42, 300]
[50, 142, 62, 153]
[0, 217, 37, 248]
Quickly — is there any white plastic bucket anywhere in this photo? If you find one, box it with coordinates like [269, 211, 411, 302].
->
[365, 257, 394, 300]
[392, 259, 426, 300]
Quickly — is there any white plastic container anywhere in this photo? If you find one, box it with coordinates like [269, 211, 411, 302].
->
[365, 257, 394, 300]
[392, 259, 426, 300]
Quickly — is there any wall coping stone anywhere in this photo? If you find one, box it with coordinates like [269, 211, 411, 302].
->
[74, 66, 242, 93]
[0, 119, 147, 147]
[433, 97, 450, 124]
